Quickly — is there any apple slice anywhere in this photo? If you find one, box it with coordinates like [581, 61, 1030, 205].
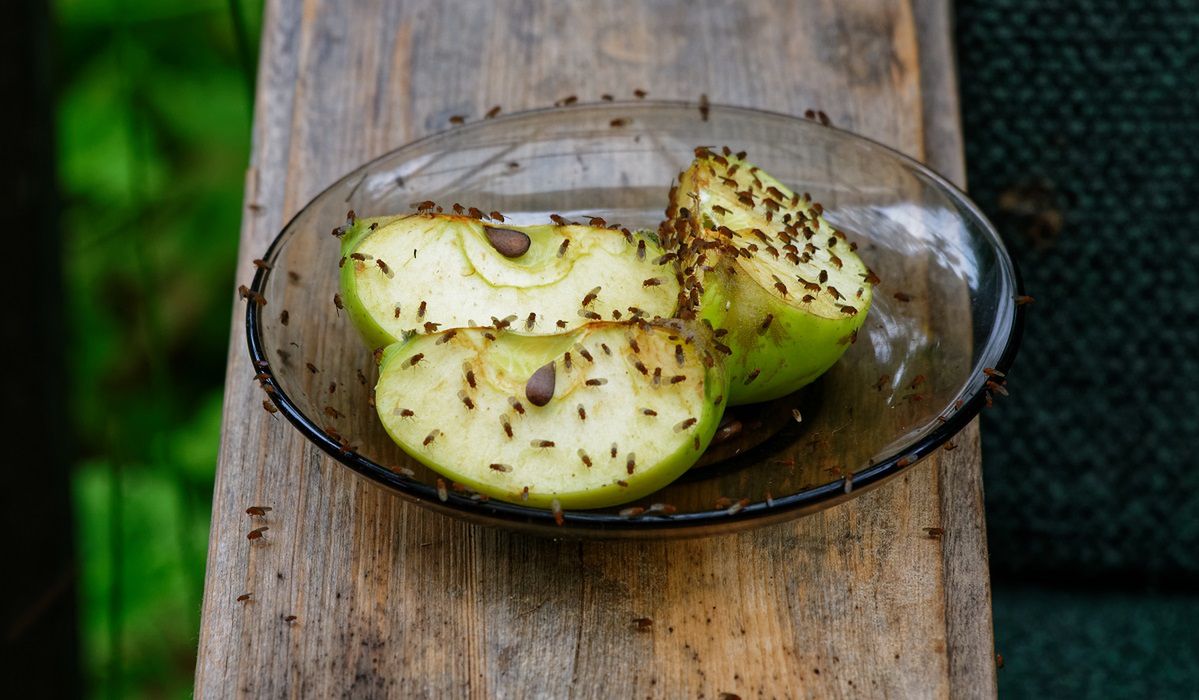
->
[336, 214, 681, 349]
[662, 148, 874, 404]
[374, 320, 728, 509]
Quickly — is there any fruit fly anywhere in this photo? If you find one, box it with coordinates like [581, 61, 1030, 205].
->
[239, 286, 267, 307]
[674, 417, 698, 432]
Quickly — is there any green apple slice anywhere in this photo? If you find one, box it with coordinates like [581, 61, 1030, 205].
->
[337, 214, 681, 349]
[663, 148, 874, 405]
[374, 320, 729, 509]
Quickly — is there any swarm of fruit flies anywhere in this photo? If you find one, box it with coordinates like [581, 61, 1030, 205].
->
[243, 130, 1012, 524]
[323, 145, 879, 517]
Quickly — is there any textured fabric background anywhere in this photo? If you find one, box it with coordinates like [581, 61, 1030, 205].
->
[957, 0, 1199, 580]
[992, 585, 1199, 696]
[955, 1, 1199, 696]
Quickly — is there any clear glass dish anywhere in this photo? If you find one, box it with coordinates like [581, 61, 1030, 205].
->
[246, 101, 1023, 538]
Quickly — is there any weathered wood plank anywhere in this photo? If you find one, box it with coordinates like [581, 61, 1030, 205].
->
[913, 1, 997, 694]
[197, 1, 996, 697]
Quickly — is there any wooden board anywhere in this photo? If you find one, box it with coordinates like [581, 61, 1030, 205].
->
[197, 1, 998, 697]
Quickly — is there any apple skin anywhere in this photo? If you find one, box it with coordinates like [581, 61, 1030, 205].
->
[695, 266, 865, 405]
[374, 321, 729, 509]
[339, 215, 405, 351]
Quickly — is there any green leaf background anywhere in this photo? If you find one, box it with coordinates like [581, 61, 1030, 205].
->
[57, 0, 262, 696]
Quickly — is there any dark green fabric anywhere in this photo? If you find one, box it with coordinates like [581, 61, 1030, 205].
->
[993, 585, 1199, 698]
[955, 1, 1199, 696]
[956, 0, 1199, 579]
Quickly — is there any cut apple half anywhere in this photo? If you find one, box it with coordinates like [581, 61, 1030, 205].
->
[374, 320, 729, 509]
[337, 214, 681, 349]
[663, 148, 874, 404]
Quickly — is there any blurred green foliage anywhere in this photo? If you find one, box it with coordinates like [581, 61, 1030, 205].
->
[57, 0, 261, 695]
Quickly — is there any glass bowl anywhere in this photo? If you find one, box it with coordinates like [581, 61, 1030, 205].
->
[246, 101, 1023, 538]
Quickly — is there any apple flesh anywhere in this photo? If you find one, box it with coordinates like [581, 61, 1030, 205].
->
[374, 320, 729, 509]
[337, 214, 681, 349]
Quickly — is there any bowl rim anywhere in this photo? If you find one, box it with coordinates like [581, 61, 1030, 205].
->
[244, 99, 1025, 534]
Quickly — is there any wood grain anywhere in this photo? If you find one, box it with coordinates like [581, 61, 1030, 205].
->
[197, 1, 997, 697]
